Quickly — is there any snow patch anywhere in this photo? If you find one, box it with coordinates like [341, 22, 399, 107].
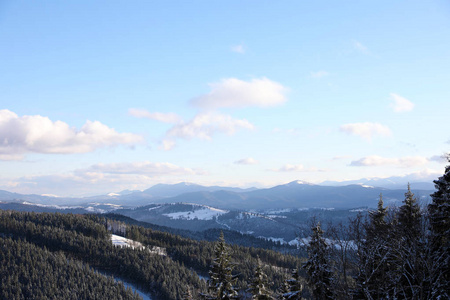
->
[163, 207, 228, 220]
[110, 234, 166, 255]
[148, 205, 162, 211]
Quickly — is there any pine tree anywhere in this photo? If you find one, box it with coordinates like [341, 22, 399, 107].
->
[398, 183, 422, 239]
[303, 223, 334, 300]
[248, 257, 273, 299]
[428, 155, 450, 299]
[201, 231, 239, 300]
[278, 269, 303, 300]
[394, 184, 426, 299]
[354, 194, 393, 299]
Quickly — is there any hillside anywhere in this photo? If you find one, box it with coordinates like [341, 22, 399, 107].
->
[0, 211, 305, 299]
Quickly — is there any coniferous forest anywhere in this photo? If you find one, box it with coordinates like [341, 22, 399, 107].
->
[0, 157, 449, 299]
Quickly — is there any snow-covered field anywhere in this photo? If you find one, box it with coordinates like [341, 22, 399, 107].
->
[111, 234, 166, 255]
[111, 234, 144, 249]
[163, 206, 228, 220]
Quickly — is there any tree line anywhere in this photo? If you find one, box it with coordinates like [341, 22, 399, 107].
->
[198, 157, 450, 299]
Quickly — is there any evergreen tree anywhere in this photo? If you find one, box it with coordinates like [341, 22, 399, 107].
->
[394, 184, 427, 299]
[398, 183, 422, 239]
[248, 257, 273, 299]
[280, 269, 303, 300]
[303, 223, 334, 300]
[428, 155, 450, 299]
[202, 231, 239, 299]
[354, 194, 394, 299]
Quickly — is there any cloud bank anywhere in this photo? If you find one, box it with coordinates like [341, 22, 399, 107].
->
[0, 110, 142, 160]
[1, 161, 205, 197]
[350, 155, 428, 168]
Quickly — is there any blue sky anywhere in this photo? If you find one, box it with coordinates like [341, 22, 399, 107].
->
[1, 1, 449, 196]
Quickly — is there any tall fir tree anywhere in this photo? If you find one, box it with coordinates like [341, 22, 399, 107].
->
[201, 231, 239, 300]
[354, 194, 394, 299]
[278, 269, 303, 300]
[394, 184, 427, 299]
[428, 155, 450, 299]
[303, 223, 334, 300]
[248, 257, 273, 300]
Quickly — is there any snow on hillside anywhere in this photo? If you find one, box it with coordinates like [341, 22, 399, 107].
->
[163, 206, 228, 220]
[110, 234, 166, 255]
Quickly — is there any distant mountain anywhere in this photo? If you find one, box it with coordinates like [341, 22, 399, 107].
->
[322, 175, 437, 190]
[0, 180, 435, 211]
[142, 182, 257, 198]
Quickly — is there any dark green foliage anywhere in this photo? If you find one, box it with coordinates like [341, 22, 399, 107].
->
[0, 237, 141, 300]
[354, 194, 395, 299]
[0, 211, 303, 299]
[428, 155, 450, 298]
[248, 257, 274, 299]
[202, 232, 239, 299]
[394, 184, 428, 299]
[303, 223, 334, 300]
[279, 269, 304, 300]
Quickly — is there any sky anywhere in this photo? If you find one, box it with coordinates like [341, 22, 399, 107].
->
[1, 1, 449, 197]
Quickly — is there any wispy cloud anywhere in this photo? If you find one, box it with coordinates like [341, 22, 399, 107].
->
[340, 122, 392, 141]
[190, 77, 287, 109]
[389, 93, 415, 112]
[272, 164, 324, 172]
[0, 161, 206, 197]
[353, 40, 369, 54]
[82, 161, 205, 176]
[231, 44, 245, 54]
[310, 71, 329, 79]
[350, 155, 428, 168]
[331, 155, 352, 161]
[162, 112, 254, 150]
[0, 109, 143, 160]
[234, 157, 259, 165]
[128, 108, 181, 123]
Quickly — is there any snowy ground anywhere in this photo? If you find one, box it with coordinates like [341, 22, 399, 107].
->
[163, 206, 228, 220]
[110, 234, 166, 255]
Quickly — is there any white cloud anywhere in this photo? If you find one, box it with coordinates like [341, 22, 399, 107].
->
[190, 77, 287, 109]
[340, 122, 392, 141]
[0, 154, 24, 161]
[84, 161, 204, 176]
[164, 112, 254, 146]
[310, 71, 329, 79]
[234, 157, 259, 165]
[231, 44, 245, 54]
[389, 93, 415, 112]
[0, 110, 143, 159]
[273, 164, 323, 172]
[128, 108, 181, 124]
[1, 161, 206, 197]
[350, 155, 428, 168]
[353, 40, 369, 54]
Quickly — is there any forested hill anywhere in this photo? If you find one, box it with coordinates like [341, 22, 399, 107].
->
[0, 211, 304, 299]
